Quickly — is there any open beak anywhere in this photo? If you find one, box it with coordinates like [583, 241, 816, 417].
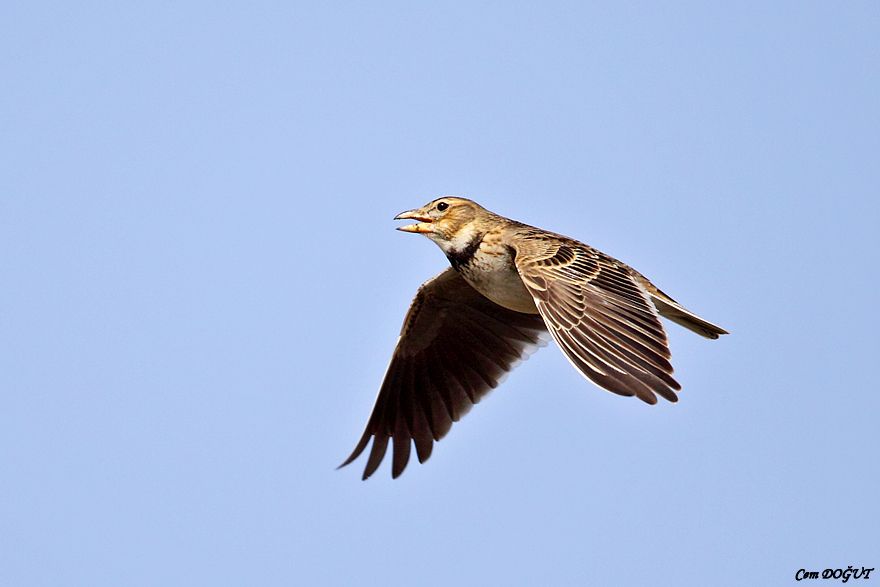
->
[394, 209, 434, 233]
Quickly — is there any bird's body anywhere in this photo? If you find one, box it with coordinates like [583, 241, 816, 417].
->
[449, 228, 537, 314]
[341, 197, 728, 479]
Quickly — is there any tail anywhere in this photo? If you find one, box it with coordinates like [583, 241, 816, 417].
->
[650, 293, 729, 339]
[630, 272, 729, 339]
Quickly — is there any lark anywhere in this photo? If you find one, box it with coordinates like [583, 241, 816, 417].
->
[341, 196, 728, 479]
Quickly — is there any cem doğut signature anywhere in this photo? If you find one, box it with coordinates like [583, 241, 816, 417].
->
[795, 567, 874, 582]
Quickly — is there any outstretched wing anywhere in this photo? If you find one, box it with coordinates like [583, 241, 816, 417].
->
[340, 268, 548, 479]
[511, 235, 680, 404]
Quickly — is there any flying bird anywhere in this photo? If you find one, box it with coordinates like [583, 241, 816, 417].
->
[340, 196, 727, 479]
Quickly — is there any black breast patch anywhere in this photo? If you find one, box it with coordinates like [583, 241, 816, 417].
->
[445, 237, 482, 270]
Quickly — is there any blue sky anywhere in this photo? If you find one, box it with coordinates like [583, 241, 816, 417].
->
[2, 2, 878, 585]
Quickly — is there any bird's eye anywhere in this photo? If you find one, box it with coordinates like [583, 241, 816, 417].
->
[436, 202, 449, 212]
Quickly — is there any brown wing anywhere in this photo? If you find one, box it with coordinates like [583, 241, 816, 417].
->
[340, 268, 548, 479]
[511, 234, 680, 405]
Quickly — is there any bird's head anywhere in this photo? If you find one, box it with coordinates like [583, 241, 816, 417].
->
[394, 196, 490, 254]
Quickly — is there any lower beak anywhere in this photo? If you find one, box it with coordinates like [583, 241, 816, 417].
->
[394, 209, 433, 233]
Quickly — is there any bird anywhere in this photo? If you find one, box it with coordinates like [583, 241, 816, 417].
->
[340, 196, 728, 479]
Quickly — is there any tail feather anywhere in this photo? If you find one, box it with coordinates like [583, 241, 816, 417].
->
[628, 270, 729, 339]
[650, 295, 729, 339]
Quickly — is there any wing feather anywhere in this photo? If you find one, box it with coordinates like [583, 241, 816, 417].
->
[511, 235, 680, 404]
[339, 268, 548, 479]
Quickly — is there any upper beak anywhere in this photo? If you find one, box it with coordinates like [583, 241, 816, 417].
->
[394, 209, 433, 233]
